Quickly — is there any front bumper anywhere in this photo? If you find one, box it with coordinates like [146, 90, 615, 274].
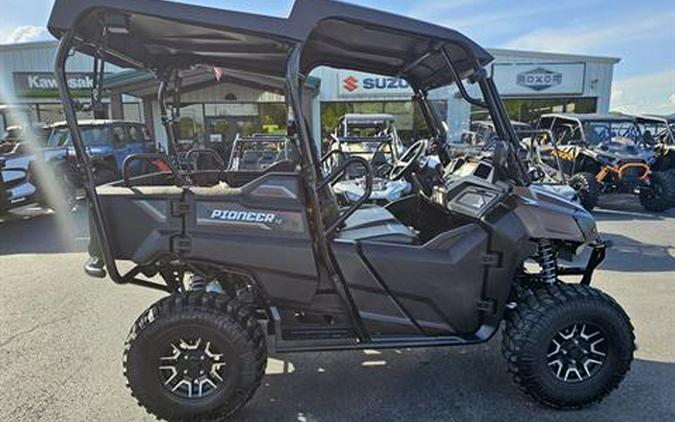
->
[557, 240, 609, 285]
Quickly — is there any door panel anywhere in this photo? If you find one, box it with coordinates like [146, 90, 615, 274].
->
[359, 224, 489, 335]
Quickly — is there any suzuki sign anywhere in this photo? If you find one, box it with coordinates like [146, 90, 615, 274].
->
[337, 70, 413, 99]
[492, 63, 585, 96]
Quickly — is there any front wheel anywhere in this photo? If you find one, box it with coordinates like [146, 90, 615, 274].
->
[639, 170, 675, 212]
[124, 292, 267, 421]
[502, 284, 634, 409]
[568, 172, 601, 211]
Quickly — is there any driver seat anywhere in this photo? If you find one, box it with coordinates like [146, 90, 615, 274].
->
[337, 206, 418, 244]
[309, 124, 417, 245]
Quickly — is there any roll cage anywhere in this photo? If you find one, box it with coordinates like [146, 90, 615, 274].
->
[48, 0, 528, 293]
[635, 115, 675, 145]
[538, 113, 642, 146]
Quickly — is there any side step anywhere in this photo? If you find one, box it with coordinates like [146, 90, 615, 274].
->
[83, 256, 107, 279]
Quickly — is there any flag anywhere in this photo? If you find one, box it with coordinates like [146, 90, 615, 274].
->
[214, 67, 225, 81]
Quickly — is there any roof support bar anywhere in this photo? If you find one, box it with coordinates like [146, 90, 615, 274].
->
[440, 47, 487, 109]
[54, 32, 123, 284]
[286, 45, 369, 344]
[158, 69, 182, 158]
[55, 31, 173, 292]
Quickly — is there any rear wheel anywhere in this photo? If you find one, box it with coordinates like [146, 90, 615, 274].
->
[502, 284, 634, 409]
[639, 170, 675, 212]
[124, 292, 267, 421]
[568, 172, 601, 211]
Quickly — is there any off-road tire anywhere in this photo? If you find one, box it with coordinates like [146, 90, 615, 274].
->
[639, 170, 675, 212]
[502, 284, 634, 409]
[568, 172, 601, 211]
[124, 291, 267, 421]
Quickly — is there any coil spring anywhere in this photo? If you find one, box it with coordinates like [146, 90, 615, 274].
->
[537, 240, 557, 284]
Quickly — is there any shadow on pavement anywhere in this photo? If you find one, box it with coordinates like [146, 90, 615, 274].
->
[0, 205, 89, 255]
[598, 233, 675, 273]
[594, 194, 675, 221]
[236, 346, 674, 422]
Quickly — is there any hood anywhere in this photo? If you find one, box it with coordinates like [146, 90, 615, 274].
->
[513, 185, 598, 244]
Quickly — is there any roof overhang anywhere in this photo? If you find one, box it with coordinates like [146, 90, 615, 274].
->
[48, 0, 493, 91]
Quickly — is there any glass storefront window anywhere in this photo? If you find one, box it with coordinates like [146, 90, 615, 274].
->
[477, 97, 598, 124]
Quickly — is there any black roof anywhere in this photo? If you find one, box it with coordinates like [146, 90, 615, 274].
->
[47, 0, 493, 90]
[540, 113, 637, 123]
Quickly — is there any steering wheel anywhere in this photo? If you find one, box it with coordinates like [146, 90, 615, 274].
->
[390, 139, 428, 181]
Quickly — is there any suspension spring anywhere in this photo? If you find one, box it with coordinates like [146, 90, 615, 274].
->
[537, 240, 558, 284]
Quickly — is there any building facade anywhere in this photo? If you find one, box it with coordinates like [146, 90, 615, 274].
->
[0, 41, 141, 126]
[1, 41, 619, 152]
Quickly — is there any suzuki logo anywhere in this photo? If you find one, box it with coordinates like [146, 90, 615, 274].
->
[517, 67, 563, 92]
[343, 76, 359, 92]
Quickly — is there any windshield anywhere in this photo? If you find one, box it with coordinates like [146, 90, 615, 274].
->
[583, 121, 641, 145]
[342, 122, 392, 138]
[48, 126, 110, 147]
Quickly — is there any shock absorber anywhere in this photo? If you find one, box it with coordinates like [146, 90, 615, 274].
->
[537, 240, 558, 285]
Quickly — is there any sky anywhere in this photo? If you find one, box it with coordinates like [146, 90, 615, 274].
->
[1, 0, 673, 114]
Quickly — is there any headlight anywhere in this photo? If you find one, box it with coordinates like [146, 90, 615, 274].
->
[574, 210, 598, 243]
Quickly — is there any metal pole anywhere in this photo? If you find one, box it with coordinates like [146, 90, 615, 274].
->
[54, 32, 125, 283]
[285, 46, 369, 342]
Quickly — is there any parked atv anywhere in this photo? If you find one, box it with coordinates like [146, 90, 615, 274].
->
[49, 0, 634, 420]
[537, 113, 675, 211]
[227, 134, 299, 171]
[634, 114, 675, 172]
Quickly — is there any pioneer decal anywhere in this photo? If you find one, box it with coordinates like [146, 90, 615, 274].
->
[209, 209, 279, 224]
[196, 202, 306, 236]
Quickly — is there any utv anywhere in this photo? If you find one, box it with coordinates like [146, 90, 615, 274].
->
[227, 134, 299, 171]
[49, 0, 634, 420]
[327, 114, 413, 204]
[634, 114, 675, 172]
[537, 113, 675, 211]
[464, 119, 533, 146]
[327, 113, 403, 171]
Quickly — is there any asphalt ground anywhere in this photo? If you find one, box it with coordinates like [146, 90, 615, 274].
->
[1, 194, 674, 421]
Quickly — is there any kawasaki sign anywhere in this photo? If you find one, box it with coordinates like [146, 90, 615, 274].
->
[13, 72, 109, 98]
[492, 63, 585, 96]
[337, 70, 413, 98]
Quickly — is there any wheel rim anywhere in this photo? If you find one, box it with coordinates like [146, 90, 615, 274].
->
[547, 323, 607, 383]
[158, 337, 227, 399]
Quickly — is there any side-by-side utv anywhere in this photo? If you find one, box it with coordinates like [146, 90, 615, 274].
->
[537, 113, 675, 211]
[48, 0, 634, 420]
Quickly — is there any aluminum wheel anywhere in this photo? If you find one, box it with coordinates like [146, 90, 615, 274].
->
[547, 323, 608, 383]
[158, 337, 227, 399]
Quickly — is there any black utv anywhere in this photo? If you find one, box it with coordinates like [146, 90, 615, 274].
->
[538, 113, 675, 211]
[48, 0, 634, 420]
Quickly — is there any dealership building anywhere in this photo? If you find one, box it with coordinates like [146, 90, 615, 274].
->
[1, 40, 619, 150]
